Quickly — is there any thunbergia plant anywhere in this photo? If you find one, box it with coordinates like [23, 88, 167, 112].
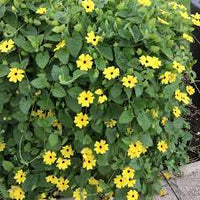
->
[0, 0, 198, 199]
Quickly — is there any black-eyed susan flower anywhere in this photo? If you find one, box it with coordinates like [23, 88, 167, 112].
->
[173, 106, 181, 118]
[95, 89, 107, 104]
[0, 39, 14, 53]
[104, 119, 117, 128]
[7, 68, 25, 83]
[137, 0, 151, 7]
[61, 145, 74, 158]
[127, 189, 139, 200]
[56, 157, 71, 170]
[183, 33, 194, 43]
[73, 188, 87, 200]
[122, 167, 135, 179]
[81, 0, 95, 13]
[159, 188, 167, 197]
[74, 112, 89, 128]
[77, 91, 94, 107]
[94, 140, 109, 154]
[186, 85, 195, 95]
[9, 186, 25, 200]
[81, 147, 93, 158]
[43, 151, 57, 165]
[103, 66, 120, 80]
[0, 142, 6, 152]
[122, 75, 138, 88]
[163, 171, 171, 180]
[160, 71, 176, 85]
[139, 55, 161, 69]
[52, 120, 62, 130]
[180, 12, 190, 20]
[85, 31, 101, 46]
[36, 7, 47, 15]
[161, 117, 167, 126]
[114, 175, 127, 189]
[53, 40, 66, 52]
[83, 155, 96, 170]
[76, 54, 93, 71]
[157, 140, 168, 153]
[14, 170, 26, 184]
[46, 175, 58, 184]
[127, 178, 136, 188]
[173, 61, 185, 73]
[128, 141, 146, 159]
[56, 177, 69, 191]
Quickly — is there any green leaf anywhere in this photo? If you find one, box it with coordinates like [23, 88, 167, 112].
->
[119, 110, 134, 124]
[110, 84, 122, 98]
[97, 43, 113, 61]
[95, 57, 106, 70]
[140, 134, 153, 147]
[0, 65, 9, 77]
[35, 51, 50, 69]
[137, 111, 151, 131]
[27, 35, 44, 51]
[19, 98, 32, 114]
[48, 134, 59, 147]
[51, 83, 66, 98]
[55, 49, 69, 64]
[97, 155, 109, 166]
[2, 161, 14, 171]
[68, 33, 82, 57]
[31, 76, 49, 89]
[135, 84, 143, 97]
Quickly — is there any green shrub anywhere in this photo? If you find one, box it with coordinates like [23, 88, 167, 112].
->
[0, 0, 197, 199]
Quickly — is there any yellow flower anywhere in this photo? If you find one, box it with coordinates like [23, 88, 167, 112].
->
[82, 0, 95, 13]
[61, 145, 74, 158]
[127, 190, 139, 200]
[81, 147, 93, 158]
[163, 171, 171, 180]
[175, 89, 183, 102]
[31, 109, 46, 119]
[114, 175, 128, 189]
[159, 188, 167, 197]
[95, 89, 107, 104]
[137, 0, 151, 7]
[157, 17, 169, 25]
[161, 117, 167, 126]
[9, 186, 25, 200]
[186, 85, 195, 95]
[94, 140, 109, 154]
[183, 33, 194, 43]
[78, 91, 94, 107]
[0, 39, 15, 53]
[73, 188, 87, 200]
[151, 109, 158, 118]
[7, 68, 25, 83]
[104, 119, 117, 128]
[56, 177, 69, 191]
[127, 178, 136, 188]
[173, 107, 181, 118]
[38, 193, 47, 200]
[56, 157, 71, 170]
[139, 55, 161, 69]
[46, 175, 58, 184]
[191, 13, 200, 20]
[36, 7, 47, 14]
[53, 40, 66, 51]
[103, 66, 120, 80]
[122, 167, 135, 179]
[83, 155, 96, 170]
[43, 151, 57, 165]
[181, 93, 190, 105]
[88, 177, 99, 185]
[14, 170, 26, 184]
[160, 71, 176, 85]
[128, 141, 146, 159]
[76, 54, 93, 71]
[157, 140, 168, 153]
[172, 61, 185, 73]
[122, 75, 138, 88]
[0, 142, 6, 152]
[85, 31, 101, 46]
[52, 120, 62, 130]
[74, 112, 89, 128]
[180, 11, 190, 20]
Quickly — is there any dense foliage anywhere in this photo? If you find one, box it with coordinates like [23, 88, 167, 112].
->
[0, 0, 197, 199]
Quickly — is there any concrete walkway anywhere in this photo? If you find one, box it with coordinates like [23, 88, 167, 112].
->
[61, 161, 200, 200]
